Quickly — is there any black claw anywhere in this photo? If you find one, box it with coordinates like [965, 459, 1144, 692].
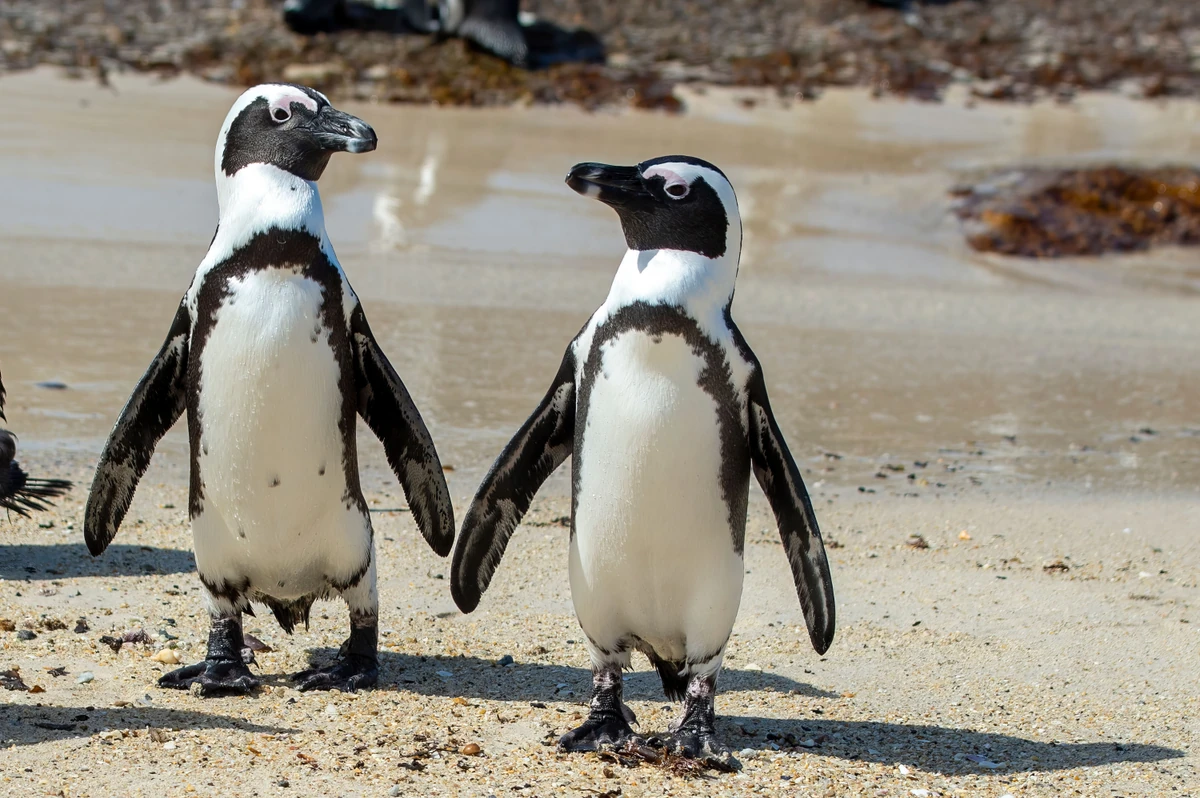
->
[292, 655, 378, 692]
[158, 658, 260, 696]
[558, 710, 637, 752]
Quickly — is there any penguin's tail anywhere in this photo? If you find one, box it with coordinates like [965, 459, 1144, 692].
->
[649, 655, 689, 702]
[0, 461, 72, 518]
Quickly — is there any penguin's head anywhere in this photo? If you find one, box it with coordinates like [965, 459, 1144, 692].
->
[215, 84, 377, 184]
[566, 156, 741, 262]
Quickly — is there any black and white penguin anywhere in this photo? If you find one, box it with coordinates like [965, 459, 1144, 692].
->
[0, 368, 72, 518]
[451, 156, 836, 762]
[85, 84, 454, 695]
[282, 0, 603, 68]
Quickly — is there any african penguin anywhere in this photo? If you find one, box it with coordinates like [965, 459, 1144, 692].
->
[450, 156, 836, 764]
[84, 84, 455, 695]
[0, 367, 72, 518]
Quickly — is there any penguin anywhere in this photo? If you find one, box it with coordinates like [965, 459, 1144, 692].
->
[84, 84, 455, 695]
[0, 368, 72, 518]
[451, 156, 835, 762]
[282, 0, 603, 68]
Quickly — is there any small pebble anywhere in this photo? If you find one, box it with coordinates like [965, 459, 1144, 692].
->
[17, 629, 36, 640]
[163, 741, 177, 750]
[497, 654, 514, 667]
[151, 649, 182, 665]
[388, 787, 402, 797]
[460, 742, 481, 756]
[76, 672, 95, 684]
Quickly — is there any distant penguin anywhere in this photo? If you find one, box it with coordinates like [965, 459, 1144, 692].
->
[0, 368, 72, 518]
[85, 84, 454, 695]
[283, 0, 603, 68]
[451, 156, 835, 762]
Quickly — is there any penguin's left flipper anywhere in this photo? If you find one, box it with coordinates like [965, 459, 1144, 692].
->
[450, 346, 577, 613]
[85, 301, 190, 556]
[746, 366, 836, 655]
[351, 306, 454, 556]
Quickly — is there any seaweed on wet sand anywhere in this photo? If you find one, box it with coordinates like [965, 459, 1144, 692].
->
[953, 167, 1200, 257]
[1, 0, 1197, 110]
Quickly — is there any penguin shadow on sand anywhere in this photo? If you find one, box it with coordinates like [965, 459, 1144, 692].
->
[285, 646, 835, 703]
[0, 542, 195, 581]
[1, 703, 294, 747]
[716, 715, 1184, 775]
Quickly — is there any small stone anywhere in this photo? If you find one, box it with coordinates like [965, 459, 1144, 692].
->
[163, 740, 177, 750]
[152, 649, 182, 665]
[905, 534, 930, 549]
[325, 704, 338, 716]
[277, 779, 289, 788]
[496, 654, 514, 667]
[16, 629, 36, 640]
[744, 663, 763, 671]
[388, 787, 402, 797]
[436, 670, 453, 679]
[460, 742, 481, 756]
[28, 685, 44, 694]
[0, 619, 15, 632]
[958, 530, 972, 540]
[76, 672, 95, 684]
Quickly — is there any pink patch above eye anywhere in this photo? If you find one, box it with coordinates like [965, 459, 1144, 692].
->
[268, 92, 318, 118]
[642, 166, 688, 195]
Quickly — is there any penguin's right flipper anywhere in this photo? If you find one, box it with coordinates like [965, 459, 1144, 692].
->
[85, 301, 190, 556]
[450, 347, 576, 613]
[350, 306, 455, 557]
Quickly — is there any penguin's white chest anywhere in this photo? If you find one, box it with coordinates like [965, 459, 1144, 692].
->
[571, 330, 744, 661]
[193, 266, 364, 593]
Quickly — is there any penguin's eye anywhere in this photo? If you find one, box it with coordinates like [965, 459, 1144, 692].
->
[665, 182, 689, 199]
[272, 106, 291, 123]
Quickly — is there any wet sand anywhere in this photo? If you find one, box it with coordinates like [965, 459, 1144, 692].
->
[0, 70, 1198, 796]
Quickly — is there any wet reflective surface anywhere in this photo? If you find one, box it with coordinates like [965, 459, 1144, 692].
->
[1, 70, 1198, 496]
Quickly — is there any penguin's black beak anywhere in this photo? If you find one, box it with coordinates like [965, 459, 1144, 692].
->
[566, 162, 651, 208]
[311, 106, 377, 155]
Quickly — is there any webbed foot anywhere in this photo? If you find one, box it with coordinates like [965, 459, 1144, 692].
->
[158, 658, 260, 696]
[292, 654, 378, 692]
[559, 709, 638, 751]
[292, 625, 378, 692]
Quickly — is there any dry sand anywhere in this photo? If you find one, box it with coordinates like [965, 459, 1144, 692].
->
[0, 70, 1197, 796]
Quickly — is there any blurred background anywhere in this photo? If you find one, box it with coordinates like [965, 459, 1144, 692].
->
[0, 0, 1197, 500]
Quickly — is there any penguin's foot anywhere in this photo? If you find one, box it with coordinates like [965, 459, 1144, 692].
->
[291, 653, 379, 692]
[558, 709, 639, 752]
[158, 658, 260, 696]
[651, 672, 739, 770]
[654, 729, 739, 771]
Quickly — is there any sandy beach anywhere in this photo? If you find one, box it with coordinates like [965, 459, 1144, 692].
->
[0, 70, 1198, 796]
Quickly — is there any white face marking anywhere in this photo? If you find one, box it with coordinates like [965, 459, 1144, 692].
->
[267, 91, 317, 123]
[642, 166, 689, 199]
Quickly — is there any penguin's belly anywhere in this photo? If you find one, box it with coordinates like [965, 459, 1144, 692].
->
[571, 331, 744, 662]
[193, 267, 367, 597]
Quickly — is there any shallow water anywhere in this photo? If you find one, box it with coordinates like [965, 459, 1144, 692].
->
[1, 70, 1198, 496]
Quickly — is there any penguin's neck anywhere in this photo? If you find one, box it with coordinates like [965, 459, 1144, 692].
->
[605, 248, 738, 333]
[213, 164, 329, 257]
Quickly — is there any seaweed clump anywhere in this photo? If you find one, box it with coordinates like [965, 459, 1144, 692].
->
[952, 167, 1200, 257]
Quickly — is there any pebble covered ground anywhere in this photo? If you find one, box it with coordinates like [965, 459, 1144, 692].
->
[1, 0, 1198, 109]
[0, 448, 1196, 797]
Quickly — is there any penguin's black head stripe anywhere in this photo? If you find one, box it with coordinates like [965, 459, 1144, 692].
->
[221, 86, 377, 181]
[566, 156, 733, 259]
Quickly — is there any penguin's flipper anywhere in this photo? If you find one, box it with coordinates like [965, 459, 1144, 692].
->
[746, 366, 836, 655]
[351, 306, 455, 557]
[85, 301, 191, 556]
[0, 365, 7, 421]
[450, 347, 576, 613]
